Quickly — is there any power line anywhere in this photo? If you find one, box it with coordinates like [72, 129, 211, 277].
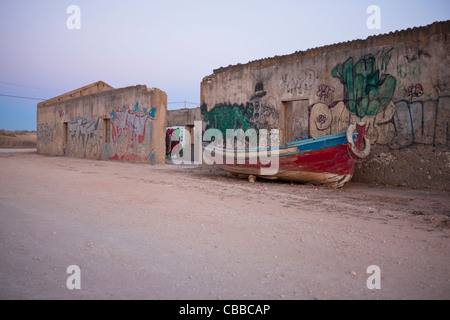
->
[0, 93, 47, 101]
[1, 91, 200, 104]
[0, 93, 198, 104]
[0, 80, 61, 92]
[167, 101, 200, 105]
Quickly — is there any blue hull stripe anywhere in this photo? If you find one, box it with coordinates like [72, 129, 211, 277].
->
[203, 132, 356, 156]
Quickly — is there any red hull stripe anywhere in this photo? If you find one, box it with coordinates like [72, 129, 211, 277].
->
[221, 144, 355, 176]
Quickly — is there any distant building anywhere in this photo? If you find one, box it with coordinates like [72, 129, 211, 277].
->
[37, 81, 167, 164]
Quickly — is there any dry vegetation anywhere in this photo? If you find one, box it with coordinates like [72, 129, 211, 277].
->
[0, 130, 37, 148]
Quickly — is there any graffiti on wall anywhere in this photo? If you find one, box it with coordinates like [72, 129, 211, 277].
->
[377, 47, 394, 73]
[395, 47, 430, 101]
[67, 116, 103, 158]
[58, 109, 65, 120]
[316, 84, 335, 104]
[404, 84, 424, 98]
[166, 127, 184, 158]
[202, 83, 280, 139]
[308, 96, 449, 149]
[292, 117, 309, 141]
[306, 50, 448, 149]
[309, 99, 394, 145]
[331, 54, 397, 118]
[390, 97, 449, 149]
[202, 45, 448, 151]
[280, 70, 319, 98]
[108, 103, 157, 163]
[37, 123, 54, 143]
[202, 102, 254, 135]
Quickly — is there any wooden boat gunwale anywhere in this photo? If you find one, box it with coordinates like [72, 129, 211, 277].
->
[202, 131, 358, 161]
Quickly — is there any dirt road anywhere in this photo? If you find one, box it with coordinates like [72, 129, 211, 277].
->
[0, 149, 449, 300]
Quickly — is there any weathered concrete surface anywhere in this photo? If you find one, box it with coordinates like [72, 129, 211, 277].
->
[37, 84, 167, 165]
[200, 21, 450, 190]
[38, 81, 114, 107]
[1, 150, 449, 300]
[167, 107, 201, 127]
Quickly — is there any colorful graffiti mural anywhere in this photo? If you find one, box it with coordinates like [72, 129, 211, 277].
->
[308, 51, 448, 149]
[332, 54, 397, 118]
[203, 45, 448, 154]
[107, 103, 157, 163]
[202, 103, 254, 135]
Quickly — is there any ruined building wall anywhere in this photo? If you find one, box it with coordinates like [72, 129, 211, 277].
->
[167, 107, 201, 127]
[37, 85, 167, 165]
[200, 21, 449, 190]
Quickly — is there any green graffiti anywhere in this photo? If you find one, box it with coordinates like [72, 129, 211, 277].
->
[201, 103, 255, 137]
[201, 99, 280, 140]
[332, 54, 396, 118]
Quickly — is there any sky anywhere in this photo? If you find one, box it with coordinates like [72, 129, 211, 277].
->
[0, 0, 449, 130]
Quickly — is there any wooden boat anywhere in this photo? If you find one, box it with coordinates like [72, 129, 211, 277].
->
[202, 123, 370, 187]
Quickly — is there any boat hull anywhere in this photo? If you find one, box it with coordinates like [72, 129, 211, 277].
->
[203, 132, 358, 187]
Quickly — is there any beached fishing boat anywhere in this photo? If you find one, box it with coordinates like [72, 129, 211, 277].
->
[202, 123, 370, 187]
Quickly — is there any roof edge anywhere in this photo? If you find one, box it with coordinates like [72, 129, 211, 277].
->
[202, 20, 450, 82]
[38, 81, 114, 107]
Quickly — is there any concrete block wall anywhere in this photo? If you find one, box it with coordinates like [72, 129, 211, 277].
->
[37, 85, 167, 165]
[167, 107, 201, 127]
[200, 21, 450, 189]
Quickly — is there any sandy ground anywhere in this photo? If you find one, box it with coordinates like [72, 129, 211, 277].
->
[0, 149, 449, 300]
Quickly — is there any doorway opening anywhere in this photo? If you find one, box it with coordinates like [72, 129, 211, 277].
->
[281, 99, 310, 144]
[62, 122, 68, 155]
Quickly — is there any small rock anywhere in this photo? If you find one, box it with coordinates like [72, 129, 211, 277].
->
[350, 271, 357, 276]
[412, 211, 427, 216]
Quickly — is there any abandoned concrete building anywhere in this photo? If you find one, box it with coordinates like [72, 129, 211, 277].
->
[37, 81, 167, 164]
[37, 21, 449, 190]
[200, 21, 449, 190]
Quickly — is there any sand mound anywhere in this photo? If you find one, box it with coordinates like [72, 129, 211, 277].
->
[0, 130, 37, 148]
